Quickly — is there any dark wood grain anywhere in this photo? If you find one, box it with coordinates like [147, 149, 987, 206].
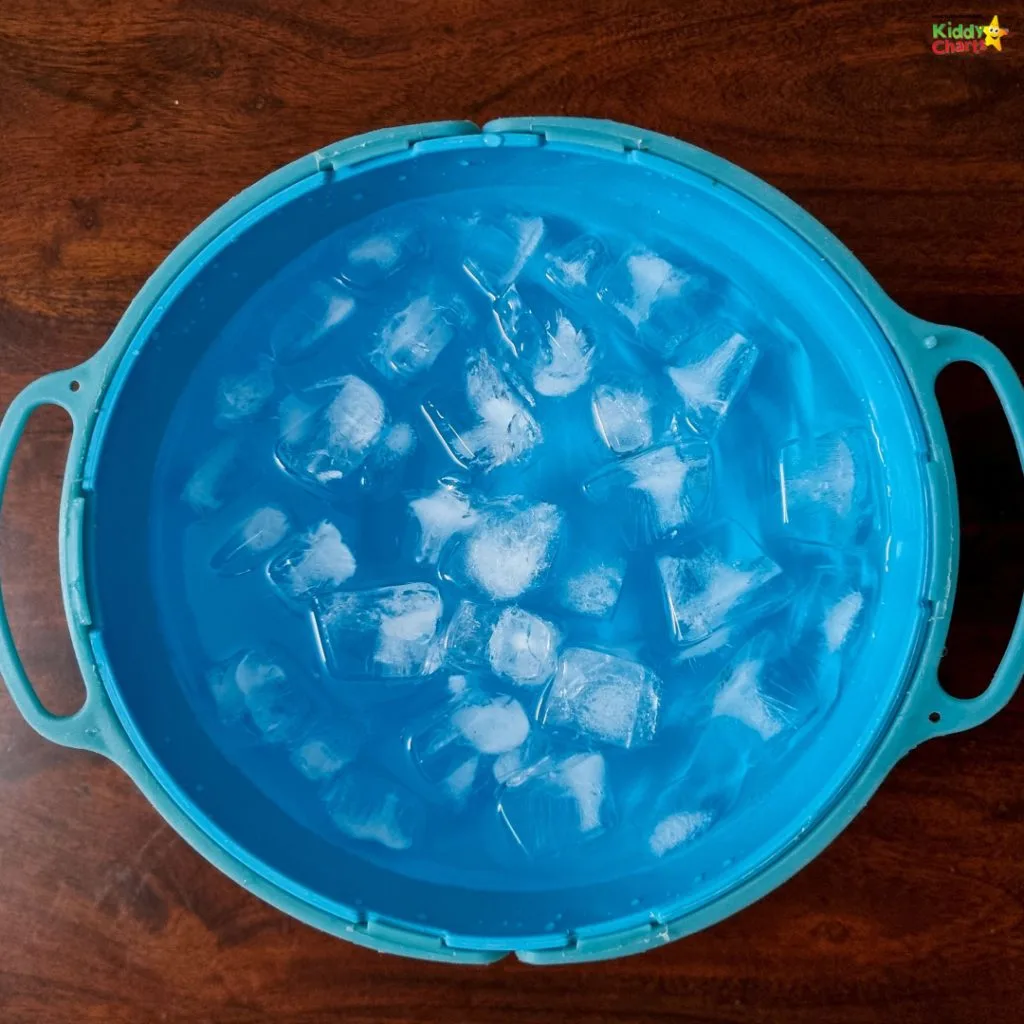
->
[1, 1, 1023, 1021]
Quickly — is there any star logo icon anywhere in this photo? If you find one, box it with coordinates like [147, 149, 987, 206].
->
[983, 15, 1009, 50]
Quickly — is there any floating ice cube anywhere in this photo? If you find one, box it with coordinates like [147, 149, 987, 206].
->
[711, 656, 786, 740]
[778, 430, 870, 545]
[216, 358, 275, 426]
[269, 520, 356, 600]
[440, 600, 492, 672]
[324, 765, 424, 850]
[649, 811, 713, 857]
[211, 506, 290, 576]
[314, 583, 443, 680]
[277, 375, 387, 488]
[583, 440, 712, 547]
[487, 606, 560, 686]
[657, 522, 785, 648]
[443, 498, 562, 600]
[357, 421, 417, 498]
[494, 286, 594, 397]
[591, 382, 654, 454]
[208, 649, 313, 746]
[667, 326, 758, 436]
[597, 248, 709, 358]
[823, 590, 864, 653]
[408, 480, 478, 565]
[541, 647, 661, 749]
[409, 690, 530, 803]
[182, 439, 239, 514]
[560, 559, 627, 618]
[463, 213, 544, 298]
[340, 224, 420, 288]
[270, 277, 355, 363]
[290, 720, 360, 781]
[497, 752, 611, 858]
[372, 294, 467, 382]
[422, 350, 542, 471]
[544, 234, 608, 296]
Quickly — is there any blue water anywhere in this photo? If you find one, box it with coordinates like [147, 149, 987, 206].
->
[150, 193, 885, 890]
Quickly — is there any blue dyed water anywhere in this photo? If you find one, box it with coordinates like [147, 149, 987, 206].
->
[150, 192, 885, 890]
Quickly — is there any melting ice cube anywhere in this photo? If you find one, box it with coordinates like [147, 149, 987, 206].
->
[823, 590, 864, 653]
[210, 506, 290, 576]
[463, 213, 544, 298]
[290, 719, 360, 781]
[486, 606, 560, 687]
[778, 430, 870, 545]
[583, 440, 712, 547]
[277, 375, 387, 488]
[544, 234, 608, 296]
[591, 382, 654, 455]
[442, 497, 562, 600]
[324, 765, 424, 850]
[657, 522, 785, 648]
[409, 690, 531, 804]
[541, 647, 661, 749]
[408, 480, 478, 565]
[422, 349, 542, 471]
[182, 439, 239, 514]
[314, 583, 444, 680]
[216, 358, 275, 426]
[649, 811, 714, 857]
[559, 558, 627, 618]
[372, 293, 467, 382]
[268, 520, 356, 600]
[340, 224, 420, 288]
[666, 326, 758, 436]
[208, 649, 313, 747]
[270, 277, 355, 363]
[494, 286, 594, 398]
[497, 752, 611, 858]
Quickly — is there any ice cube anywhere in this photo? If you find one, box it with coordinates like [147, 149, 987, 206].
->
[649, 811, 714, 857]
[268, 520, 356, 600]
[443, 497, 562, 600]
[597, 248, 709, 359]
[408, 480, 478, 565]
[422, 349, 542, 471]
[463, 213, 544, 298]
[270, 277, 355, 363]
[324, 765, 423, 850]
[560, 559, 627, 618]
[778, 430, 870, 545]
[371, 293, 467, 382]
[497, 752, 611, 858]
[667, 326, 758, 436]
[486, 606, 560, 687]
[711, 655, 785, 740]
[357, 421, 417, 498]
[440, 600, 493, 673]
[277, 375, 387, 488]
[211, 506, 290, 576]
[494, 286, 594, 398]
[583, 440, 712, 547]
[540, 647, 661, 749]
[823, 590, 864, 653]
[290, 720, 360, 781]
[657, 521, 786, 648]
[340, 224, 420, 288]
[544, 234, 608, 296]
[409, 690, 531, 802]
[208, 649, 313, 746]
[182, 439, 239, 514]
[591, 382, 654, 454]
[314, 583, 443, 679]
[216, 358, 275, 426]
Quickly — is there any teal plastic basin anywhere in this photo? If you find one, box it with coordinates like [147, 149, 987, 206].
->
[1, 118, 1022, 964]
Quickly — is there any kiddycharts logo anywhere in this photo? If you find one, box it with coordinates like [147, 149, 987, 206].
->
[931, 15, 1009, 54]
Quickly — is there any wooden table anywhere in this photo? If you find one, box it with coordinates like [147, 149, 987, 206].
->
[1, 2, 1022, 1021]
